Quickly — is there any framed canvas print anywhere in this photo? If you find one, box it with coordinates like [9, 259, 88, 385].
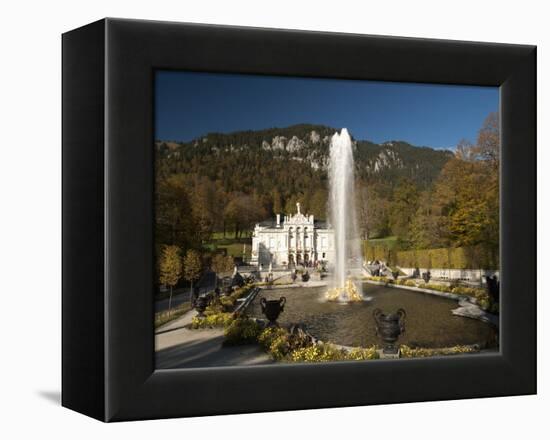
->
[62, 18, 536, 422]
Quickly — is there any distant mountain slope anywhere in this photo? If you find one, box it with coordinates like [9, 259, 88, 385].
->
[156, 124, 453, 193]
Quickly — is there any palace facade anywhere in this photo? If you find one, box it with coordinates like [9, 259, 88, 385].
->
[250, 203, 334, 267]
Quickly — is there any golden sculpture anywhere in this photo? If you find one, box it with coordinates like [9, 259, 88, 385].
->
[326, 278, 363, 302]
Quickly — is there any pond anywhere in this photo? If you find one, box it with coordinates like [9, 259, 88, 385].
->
[246, 284, 498, 349]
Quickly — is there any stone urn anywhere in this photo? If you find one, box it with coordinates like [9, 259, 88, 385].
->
[260, 296, 286, 326]
[373, 308, 406, 354]
[195, 296, 209, 317]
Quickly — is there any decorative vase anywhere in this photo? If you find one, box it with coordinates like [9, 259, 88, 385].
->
[260, 296, 286, 326]
[373, 308, 406, 354]
[195, 296, 209, 317]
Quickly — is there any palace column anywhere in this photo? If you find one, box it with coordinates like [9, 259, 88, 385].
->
[288, 230, 290, 250]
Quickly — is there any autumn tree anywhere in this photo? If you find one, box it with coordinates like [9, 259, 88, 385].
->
[403, 113, 500, 257]
[224, 193, 267, 238]
[455, 139, 477, 162]
[271, 188, 283, 215]
[284, 193, 304, 215]
[475, 112, 500, 169]
[409, 191, 446, 249]
[475, 112, 499, 257]
[356, 181, 390, 239]
[211, 254, 235, 287]
[156, 175, 200, 250]
[388, 178, 419, 240]
[307, 188, 328, 220]
[189, 176, 217, 241]
[159, 245, 183, 314]
[431, 152, 498, 249]
[183, 249, 203, 297]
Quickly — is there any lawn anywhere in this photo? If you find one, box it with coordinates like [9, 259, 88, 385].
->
[364, 236, 399, 249]
[211, 231, 252, 240]
[204, 231, 252, 260]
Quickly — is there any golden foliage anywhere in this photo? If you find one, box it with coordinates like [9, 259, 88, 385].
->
[159, 245, 182, 287]
[183, 249, 202, 283]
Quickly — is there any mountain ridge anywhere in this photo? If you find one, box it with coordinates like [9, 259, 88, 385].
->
[156, 123, 453, 152]
[155, 123, 454, 193]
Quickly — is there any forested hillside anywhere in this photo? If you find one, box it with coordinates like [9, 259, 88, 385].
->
[156, 123, 452, 197]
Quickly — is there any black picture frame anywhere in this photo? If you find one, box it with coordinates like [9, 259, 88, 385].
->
[62, 18, 536, 422]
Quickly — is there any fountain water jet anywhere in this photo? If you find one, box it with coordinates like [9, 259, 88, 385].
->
[326, 128, 363, 302]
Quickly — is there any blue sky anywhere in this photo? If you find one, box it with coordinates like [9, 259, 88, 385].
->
[155, 70, 499, 150]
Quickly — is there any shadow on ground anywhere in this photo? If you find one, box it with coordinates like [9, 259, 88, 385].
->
[37, 390, 61, 405]
[155, 334, 273, 369]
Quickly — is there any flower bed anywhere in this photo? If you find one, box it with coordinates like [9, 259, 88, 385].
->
[190, 312, 234, 329]
[290, 344, 379, 362]
[400, 344, 478, 358]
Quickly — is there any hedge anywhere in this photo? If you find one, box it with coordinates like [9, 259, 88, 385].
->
[394, 246, 498, 269]
[363, 241, 498, 270]
[363, 243, 395, 263]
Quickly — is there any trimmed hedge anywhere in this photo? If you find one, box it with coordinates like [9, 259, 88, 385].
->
[395, 246, 498, 269]
[363, 241, 498, 270]
[364, 243, 394, 263]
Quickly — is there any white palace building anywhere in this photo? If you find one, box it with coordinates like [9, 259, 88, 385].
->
[250, 202, 334, 268]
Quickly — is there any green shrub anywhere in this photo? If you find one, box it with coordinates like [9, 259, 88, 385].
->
[424, 283, 451, 293]
[367, 275, 390, 283]
[289, 344, 380, 363]
[191, 312, 234, 329]
[269, 334, 292, 360]
[290, 343, 345, 362]
[257, 326, 286, 347]
[478, 298, 491, 311]
[450, 286, 485, 297]
[209, 285, 255, 312]
[257, 327, 290, 359]
[224, 319, 262, 345]
[346, 346, 380, 360]
[400, 345, 478, 358]
[219, 296, 234, 308]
